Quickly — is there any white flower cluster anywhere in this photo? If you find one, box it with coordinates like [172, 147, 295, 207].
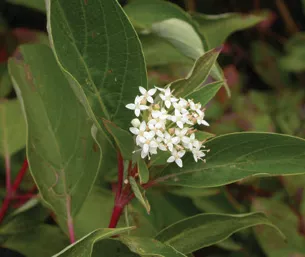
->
[126, 86, 209, 168]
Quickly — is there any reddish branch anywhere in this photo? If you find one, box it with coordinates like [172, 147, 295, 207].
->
[108, 153, 157, 229]
[0, 159, 29, 223]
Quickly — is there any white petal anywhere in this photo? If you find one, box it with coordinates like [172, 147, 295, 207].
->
[135, 108, 140, 117]
[160, 94, 165, 100]
[178, 150, 186, 158]
[138, 136, 146, 144]
[129, 127, 139, 135]
[165, 100, 171, 108]
[200, 120, 210, 126]
[147, 96, 154, 103]
[141, 150, 148, 159]
[177, 121, 184, 129]
[159, 144, 167, 151]
[148, 88, 157, 95]
[143, 144, 149, 153]
[126, 103, 135, 110]
[172, 137, 180, 145]
[150, 141, 158, 148]
[175, 158, 183, 167]
[140, 121, 146, 131]
[168, 143, 173, 152]
[139, 105, 149, 110]
[139, 86, 147, 95]
[193, 154, 198, 162]
[167, 156, 175, 163]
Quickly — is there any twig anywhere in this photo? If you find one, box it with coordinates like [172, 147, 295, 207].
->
[0, 159, 28, 224]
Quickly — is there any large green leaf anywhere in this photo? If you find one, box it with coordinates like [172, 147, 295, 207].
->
[0, 64, 13, 98]
[53, 227, 133, 257]
[3, 225, 69, 257]
[171, 48, 221, 98]
[194, 12, 268, 48]
[120, 236, 187, 257]
[0, 99, 26, 156]
[157, 133, 305, 188]
[252, 198, 305, 257]
[156, 212, 283, 254]
[8, 45, 102, 223]
[46, 0, 147, 129]
[92, 239, 139, 257]
[124, 0, 194, 30]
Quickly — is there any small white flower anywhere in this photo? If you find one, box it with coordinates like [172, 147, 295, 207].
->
[173, 98, 188, 115]
[163, 132, 179, 152]
[167, 149, 186, 167]
[134, 121, 147, 145]
[151, 108, 168, 120]
[139, 86, 157, 104]
[139, 131, 158, 159]
[126, 96, 149, 117]
[192, 148, 206, 162]
[175, 128, 189, 143]
[194, 112, 209, 126]
[171, 112, 190, 129]
[182, 133, 199, 150]
[159, 88, 178, 108]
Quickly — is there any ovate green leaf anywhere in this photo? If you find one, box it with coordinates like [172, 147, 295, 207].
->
[8, 44, 102, 224]
[156, 212, 283, 254]
[47, 0, 147, 129]
[159, 133, 305, 188]
[171, 48, 221, 98]
[194, 12, 268, 48]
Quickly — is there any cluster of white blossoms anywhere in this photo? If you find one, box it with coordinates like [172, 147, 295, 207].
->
[126, 86, 210, 168]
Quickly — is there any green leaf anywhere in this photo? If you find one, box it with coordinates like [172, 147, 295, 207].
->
[140, 34, 192, 66]
[3, 225, 69, 257]
[252, 198, 305, 257]
[171, 48, 221, 98]
[129, 176, 151, 214]
[7, 0, 45, 12]
[120, 236, 187, 257]
[92, 239, 139, 257]
[187, 81, 224, 106]
[158, 132, 305, 188]
[0, 99, 26, 156]
[151, 18, 204, 60]
[124, 0, 194, 30]
[8, 44, 102, 223]
[194, 12, 268, 48]
[156, 212, 283, 254]
[53, 227, 134, 257]
[46, 0, 147, 129]
[137, 158, 149, 184]
[103, 119, 134, 160]
[195, 131, 215, 141]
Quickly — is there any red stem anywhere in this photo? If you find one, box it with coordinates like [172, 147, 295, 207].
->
[0, 159, 29, 224]
[108, 151, 125, 229]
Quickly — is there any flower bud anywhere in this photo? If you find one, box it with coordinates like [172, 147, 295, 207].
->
[131, 118, 141, 127]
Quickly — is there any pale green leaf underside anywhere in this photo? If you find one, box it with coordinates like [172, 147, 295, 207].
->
[8, 44, 102, 219]
[156, 212, 283, 254]
[159, 132, 305, 188]
[0, 99, 26, 156]
[120, 236, 187, 257]
[47, 0, 147, 129]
